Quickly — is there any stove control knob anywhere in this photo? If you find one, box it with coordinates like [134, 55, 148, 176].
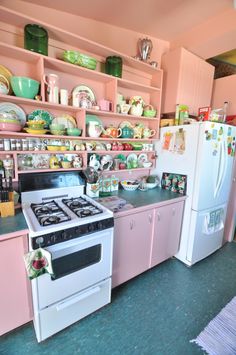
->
[97, 221, 103, 230]
[51, 234, 57, 243]
[88, 224, 94, 232]
[61, 231, 67, 240]
[35, 237, 44, 245]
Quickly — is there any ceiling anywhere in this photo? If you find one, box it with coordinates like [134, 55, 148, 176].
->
[22, 0, 234, 41]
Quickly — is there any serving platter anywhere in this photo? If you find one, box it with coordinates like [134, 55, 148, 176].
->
[0, 102, 26, 126]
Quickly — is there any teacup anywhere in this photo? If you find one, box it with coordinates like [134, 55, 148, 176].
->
[86, 142, 96, 151]
[142, 128, 156, 138]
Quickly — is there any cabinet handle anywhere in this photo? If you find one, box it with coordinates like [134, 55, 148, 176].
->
[157, 212, 161, 221]
[172, 208, 176, 216]
[148, 214, 153, 223]
[130, 220, 134, 230]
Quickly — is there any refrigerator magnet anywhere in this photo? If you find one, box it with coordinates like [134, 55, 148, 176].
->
[212, 129, 217, 140]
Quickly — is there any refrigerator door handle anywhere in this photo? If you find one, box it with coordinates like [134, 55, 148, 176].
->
[214, 139, 226, 198]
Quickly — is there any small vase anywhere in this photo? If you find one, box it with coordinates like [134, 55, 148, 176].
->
[130, 104, 143, 117]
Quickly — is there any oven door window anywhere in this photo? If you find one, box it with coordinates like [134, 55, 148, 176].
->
[51, 244, 101, 280]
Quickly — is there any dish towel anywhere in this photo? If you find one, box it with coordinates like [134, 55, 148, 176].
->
[24, 248, 54, 280]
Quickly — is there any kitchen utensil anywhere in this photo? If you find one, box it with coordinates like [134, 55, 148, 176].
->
[0, 74, 10, 95]
[105, 56, 123, 78]
[0, 65, 13, 94]
[10, 76, 40, 99]
[43, 73, 59, 104]
[0, 102, 26, 127]
[24, 24, 48, 56]
[28, 109, 53, 128]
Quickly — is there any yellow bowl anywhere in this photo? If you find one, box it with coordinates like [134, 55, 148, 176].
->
[61, 161, 71, 169]
[47, 145, 60, 151]
[60, 146, 67, 151]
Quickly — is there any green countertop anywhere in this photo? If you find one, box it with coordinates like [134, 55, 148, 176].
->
[0, 188, 186, 237]
[115, 187, 186, 208]
[0, 209, 28, 238]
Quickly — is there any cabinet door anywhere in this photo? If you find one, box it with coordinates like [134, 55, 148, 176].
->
[150, 201, 184, 268]
[0, 235, 32, 335]
[177, 49, 199, 114]
[112, 210, 153, 288]
[194, 59, 214, 116]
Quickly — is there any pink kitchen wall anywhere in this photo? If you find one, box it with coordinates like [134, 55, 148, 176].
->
[0, 0, 169, 66]
[170, 8, 236, 60]
[211, 75, 236, 115]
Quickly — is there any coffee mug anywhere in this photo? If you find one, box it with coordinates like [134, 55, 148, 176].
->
[143, 128, 156, 138]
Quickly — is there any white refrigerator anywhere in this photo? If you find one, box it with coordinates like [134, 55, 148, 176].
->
[154, 122, 236, 266]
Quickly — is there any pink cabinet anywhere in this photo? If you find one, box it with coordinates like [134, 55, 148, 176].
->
[162, 47, 214, 116]
[0, 235, 32, 335]
[150, 201, 184, 267]
[112, 209, 153, 288]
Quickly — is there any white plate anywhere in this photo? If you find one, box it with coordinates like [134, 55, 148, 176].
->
[52, 114, 76, 128]
[0, 102, 26, 127]
[72, 85, 96, 103]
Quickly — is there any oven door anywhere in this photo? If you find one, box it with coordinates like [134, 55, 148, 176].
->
[33, 228, 113, 309]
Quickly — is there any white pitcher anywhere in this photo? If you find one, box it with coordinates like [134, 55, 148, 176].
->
[43, 73, 59, 104]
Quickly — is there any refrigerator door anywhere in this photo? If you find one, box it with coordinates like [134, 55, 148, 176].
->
[192, 122, 236, 211]
[187, 203, 227, 265]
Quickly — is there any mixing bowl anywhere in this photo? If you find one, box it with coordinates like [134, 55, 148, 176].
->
[10, 76, 40, 99]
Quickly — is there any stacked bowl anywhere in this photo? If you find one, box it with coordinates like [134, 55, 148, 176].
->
[0, 112, 22, 131]
[49, 124, 66, 136]
[25, 120, 47, 134]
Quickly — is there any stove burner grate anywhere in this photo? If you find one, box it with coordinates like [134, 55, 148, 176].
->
[62, 197, 103, 218]
[31, 200, 71, 226]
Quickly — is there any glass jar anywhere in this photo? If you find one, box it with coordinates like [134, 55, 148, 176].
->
[105, 56, 123, 78]
[24, 24, 48, 56]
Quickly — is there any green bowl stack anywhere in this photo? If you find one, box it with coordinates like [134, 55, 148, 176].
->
[63, 51, 97, 70]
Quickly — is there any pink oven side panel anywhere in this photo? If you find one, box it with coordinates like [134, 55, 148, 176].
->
[0, 235, 33, 335]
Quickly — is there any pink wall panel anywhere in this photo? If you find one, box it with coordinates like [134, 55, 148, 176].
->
[211, 75, 236, 115]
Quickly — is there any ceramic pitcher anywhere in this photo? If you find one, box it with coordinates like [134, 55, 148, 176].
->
[43, 73, 59, 104]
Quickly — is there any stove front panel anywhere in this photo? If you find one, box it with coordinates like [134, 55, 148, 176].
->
[32, 228, 113, 309]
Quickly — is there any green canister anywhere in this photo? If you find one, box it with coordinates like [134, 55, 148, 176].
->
[105, 56, 123, 78]
[24, 24, 48, 56]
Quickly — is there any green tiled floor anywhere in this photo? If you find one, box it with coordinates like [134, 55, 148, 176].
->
[1, 243, 236, 355]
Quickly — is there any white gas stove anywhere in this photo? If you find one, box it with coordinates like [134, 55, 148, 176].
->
[20, 172, 114, 342]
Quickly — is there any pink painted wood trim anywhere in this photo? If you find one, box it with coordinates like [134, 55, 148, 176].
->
[0, 6, 162, 76]
[0, 235, 32, 335]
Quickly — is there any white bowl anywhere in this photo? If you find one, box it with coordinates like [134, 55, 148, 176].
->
[121, 180, 140, 191]
[143, 162, 152, 168]
[146, 182, 158, 189]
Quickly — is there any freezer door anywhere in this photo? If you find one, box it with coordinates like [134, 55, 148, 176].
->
[192, 122, 236, 211]
[187, 204, 227, 265]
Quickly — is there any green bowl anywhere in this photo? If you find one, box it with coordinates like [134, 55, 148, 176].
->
[50, 129, 66, 136]
[66, 128, 82, 136]
[10, 76, 40, 99]
[50, 124, 65, 131]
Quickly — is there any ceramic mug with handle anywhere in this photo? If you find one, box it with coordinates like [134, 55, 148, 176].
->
[142, 128, 156, 138]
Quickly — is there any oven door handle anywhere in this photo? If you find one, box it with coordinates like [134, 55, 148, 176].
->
[56, 285, 101, 311]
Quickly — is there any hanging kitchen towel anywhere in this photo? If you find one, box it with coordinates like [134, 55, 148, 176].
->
[23, 248, 54, 280]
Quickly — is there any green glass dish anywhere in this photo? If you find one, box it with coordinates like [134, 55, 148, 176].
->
[63, 51, 97, 70]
